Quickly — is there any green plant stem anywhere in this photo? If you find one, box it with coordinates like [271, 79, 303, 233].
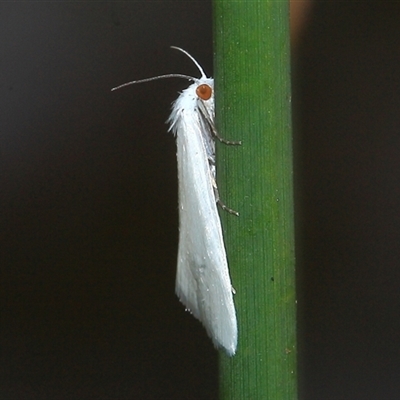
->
[213, 1, 297, 398]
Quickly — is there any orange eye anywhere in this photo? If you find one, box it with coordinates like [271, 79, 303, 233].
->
[196, 84, 212, 100]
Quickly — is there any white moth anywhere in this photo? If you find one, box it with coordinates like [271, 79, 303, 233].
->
[112, 47, 239, 356]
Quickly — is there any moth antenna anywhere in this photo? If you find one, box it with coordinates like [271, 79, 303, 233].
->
[111, 74, 195, 91]
[170, 46, 207, 79]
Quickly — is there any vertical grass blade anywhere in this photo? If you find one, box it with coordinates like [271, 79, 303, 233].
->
[213, 1, 297, 398]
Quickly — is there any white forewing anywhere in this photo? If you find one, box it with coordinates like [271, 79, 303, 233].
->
[168, 79, 237, 356]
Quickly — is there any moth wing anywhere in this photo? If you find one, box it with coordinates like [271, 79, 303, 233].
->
[175, 110, 237, 355]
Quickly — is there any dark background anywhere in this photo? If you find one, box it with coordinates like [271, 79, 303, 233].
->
[1, 2, 399, 399]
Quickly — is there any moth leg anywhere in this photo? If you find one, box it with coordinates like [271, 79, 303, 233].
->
[211, 174, 239, 217]
[198, 102, 242, 145]
[217, 198, 239, 217]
